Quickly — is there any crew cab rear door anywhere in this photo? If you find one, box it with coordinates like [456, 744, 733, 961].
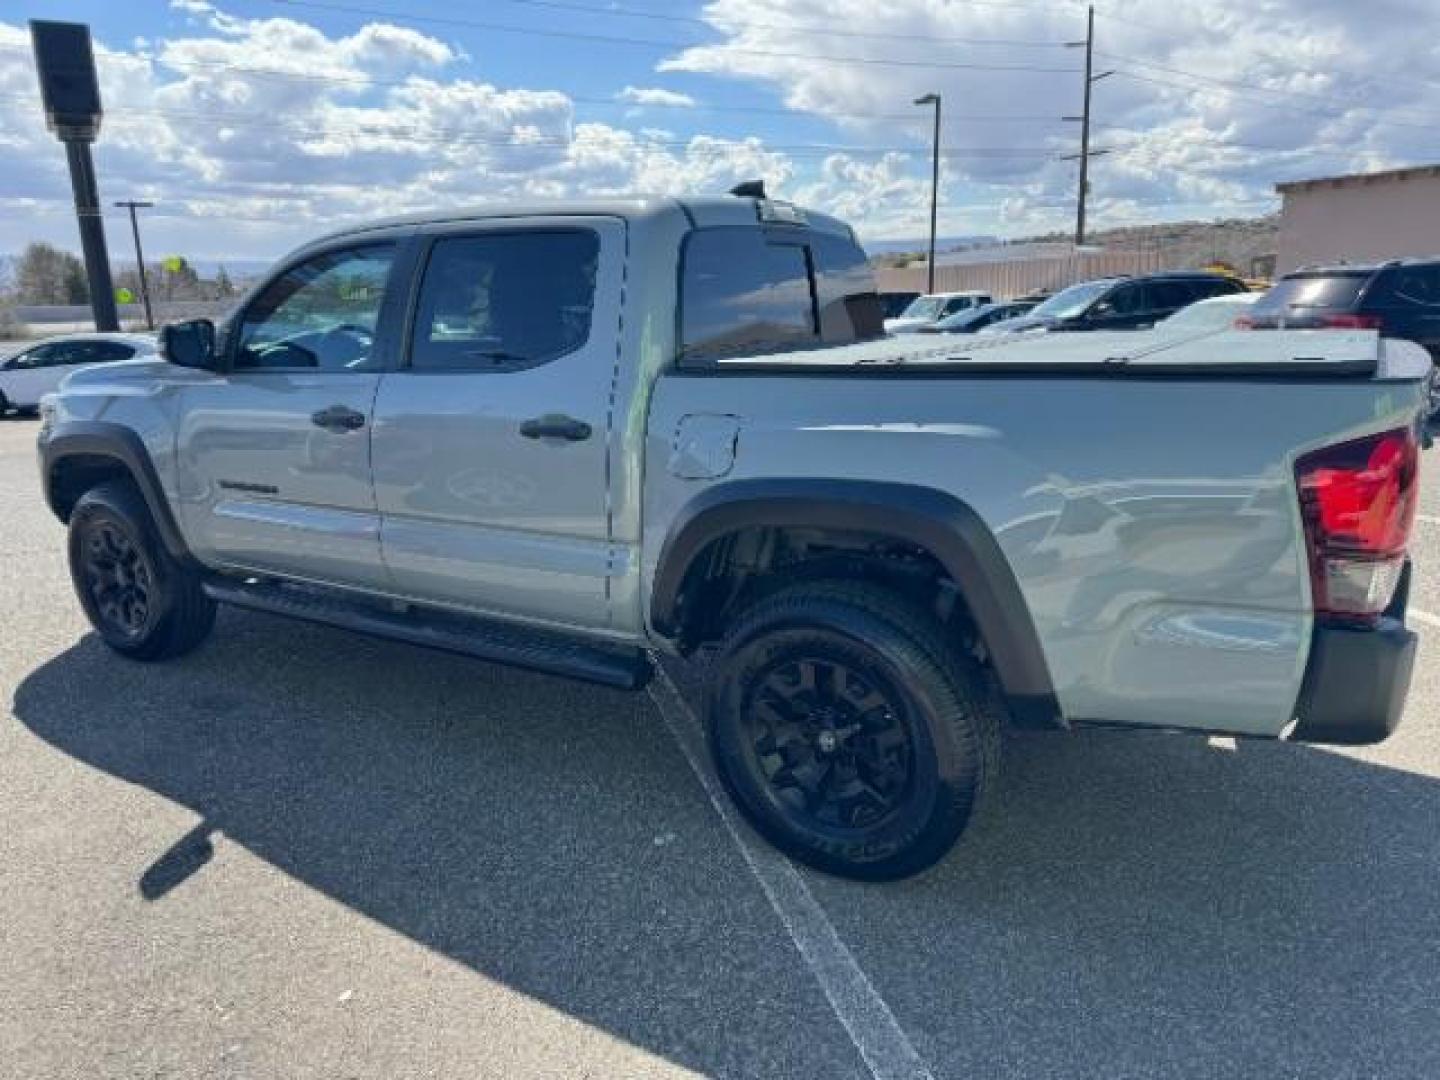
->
[369, 216, 624, 631]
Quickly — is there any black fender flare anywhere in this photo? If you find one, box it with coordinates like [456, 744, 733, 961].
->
[40, 420, 193, 563]
[650, 478, 1062, 729]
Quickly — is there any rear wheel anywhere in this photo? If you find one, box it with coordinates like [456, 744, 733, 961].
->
[68, 481, 216, 660]
[707, 580, 1001, 881]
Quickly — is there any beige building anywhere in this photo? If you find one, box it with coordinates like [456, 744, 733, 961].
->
[1276, 163, 1440, 274]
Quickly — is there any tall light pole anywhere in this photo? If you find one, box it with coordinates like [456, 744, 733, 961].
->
[914, 93, 941, 294]
[114, 199, 154, 329]
[1063, 6, 1113, 247]
[31, 20, 118, 331]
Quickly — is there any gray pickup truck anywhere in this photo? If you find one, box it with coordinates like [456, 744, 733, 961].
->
[37, 194, 1429, 879]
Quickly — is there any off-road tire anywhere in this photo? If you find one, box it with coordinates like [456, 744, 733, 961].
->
[707, 579, 1001, 881]
[68, 480, 216, 660]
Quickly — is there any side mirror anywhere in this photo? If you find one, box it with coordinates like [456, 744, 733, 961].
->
[160, 319, 219, 370]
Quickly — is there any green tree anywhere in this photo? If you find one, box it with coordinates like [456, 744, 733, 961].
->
[15, 242, 89, 305]
[215, 264, 235, 298]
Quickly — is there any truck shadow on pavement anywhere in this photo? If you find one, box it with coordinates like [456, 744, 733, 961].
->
[13, 611, 1440, 1078]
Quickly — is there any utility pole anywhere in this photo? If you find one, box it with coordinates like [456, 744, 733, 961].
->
[1063, 6, 1113, 247]
[914, 93, 941, 293]
[114, 200, 155, 329]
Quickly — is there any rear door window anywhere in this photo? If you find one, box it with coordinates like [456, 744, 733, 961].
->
[410, 230, 599, 372]
[54, 340, 135, 366]
[1149, 281, 1196, 313]
[1378, 265, 1440, 308]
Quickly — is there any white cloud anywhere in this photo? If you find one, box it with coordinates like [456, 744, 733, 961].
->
[4, 0, 1438, 259]
[0, 9, 796, 258]
[617, 85, 697, 108]
[660, 0, 1440, 234]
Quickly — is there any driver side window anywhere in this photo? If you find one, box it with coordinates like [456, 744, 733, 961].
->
[236, 244, 396, 372]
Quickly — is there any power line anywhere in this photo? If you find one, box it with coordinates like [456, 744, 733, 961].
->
[360, 0, 1073, 47]
[1103, 53, 1440, 128]
[0, 91, 1062, 158]
[261, 0, 1082, 72]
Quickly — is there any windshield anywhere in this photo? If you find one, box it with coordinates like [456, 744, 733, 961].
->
[898, 295, 946, 320]
[934, 306, 989, 330]
[1026, 280, 1114, 320]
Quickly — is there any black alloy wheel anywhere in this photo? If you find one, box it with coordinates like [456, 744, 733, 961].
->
[708, 579, 1001, 881]
[79, 518, 156, 642]
[743, 655, 917, 833]
[67, 480, 216, 660]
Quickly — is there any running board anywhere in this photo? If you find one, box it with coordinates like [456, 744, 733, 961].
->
[202, 578, 653, 690]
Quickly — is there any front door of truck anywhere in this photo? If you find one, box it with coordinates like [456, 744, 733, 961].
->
[370, 217, 624, 631]
[175, 240, 407, 590]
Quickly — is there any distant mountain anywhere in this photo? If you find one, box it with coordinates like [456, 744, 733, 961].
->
[861, 235, 997, 256]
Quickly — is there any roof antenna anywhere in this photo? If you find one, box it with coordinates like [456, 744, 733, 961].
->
[728, 179, 766, 198]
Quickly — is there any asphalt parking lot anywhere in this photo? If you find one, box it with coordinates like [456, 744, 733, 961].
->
[2, 415, 1439, 1080]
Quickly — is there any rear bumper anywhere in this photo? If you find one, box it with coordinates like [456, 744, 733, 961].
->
[1290, 614, 1418, 746]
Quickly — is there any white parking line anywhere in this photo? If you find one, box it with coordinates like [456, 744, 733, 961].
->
[1412, 607, 1440, 630]
[647, 666, 935, 1080]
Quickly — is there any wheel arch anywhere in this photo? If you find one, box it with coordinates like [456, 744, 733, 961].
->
[42, 420, 193, 564]
[650, 478, 1061, 728]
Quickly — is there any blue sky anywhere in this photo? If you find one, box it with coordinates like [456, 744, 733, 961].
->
[1, 0, 1435, 262]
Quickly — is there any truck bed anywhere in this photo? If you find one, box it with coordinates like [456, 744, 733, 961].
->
[703, 328, 1420, 378]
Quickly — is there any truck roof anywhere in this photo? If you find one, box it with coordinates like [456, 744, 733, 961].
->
[303, 195, 856, 249]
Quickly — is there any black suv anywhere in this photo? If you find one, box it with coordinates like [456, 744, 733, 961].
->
[989, 271, 1248, 334]
[1242, 260, 1440, 419]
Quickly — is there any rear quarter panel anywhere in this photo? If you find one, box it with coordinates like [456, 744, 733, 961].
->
[643, 369, 1425, 736]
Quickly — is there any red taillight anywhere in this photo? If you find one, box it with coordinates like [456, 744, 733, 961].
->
[1296, 428, 1419, 623]
[1318, 313, 1384, 330]
[1233, 315, 1255, 329]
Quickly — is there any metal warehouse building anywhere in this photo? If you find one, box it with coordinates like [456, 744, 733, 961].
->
[1277, 163, 1440, 274]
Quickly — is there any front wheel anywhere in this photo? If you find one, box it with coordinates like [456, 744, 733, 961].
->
[67, 480, 216, 660]
[707, 580, 1001, 881]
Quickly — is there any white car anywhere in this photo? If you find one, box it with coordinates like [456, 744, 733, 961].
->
[0, 333, 156, 415]
[1153, 291, 1262, 334]
[883, 290, 993, 334]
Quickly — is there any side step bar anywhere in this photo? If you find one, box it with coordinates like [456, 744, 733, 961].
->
[202, 578, 653, 690]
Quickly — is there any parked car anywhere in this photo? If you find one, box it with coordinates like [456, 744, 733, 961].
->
[1152, 291, 1262, 334]
[983, 272, 1248, 334]
[1238, 260, 1440, 418]
[876, 290, 921, 320]
[913, 299, 1038, 334]
[38, 194, 1428, 881]
[0, 333, 155, 415]
[884, 290, 993, 333]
